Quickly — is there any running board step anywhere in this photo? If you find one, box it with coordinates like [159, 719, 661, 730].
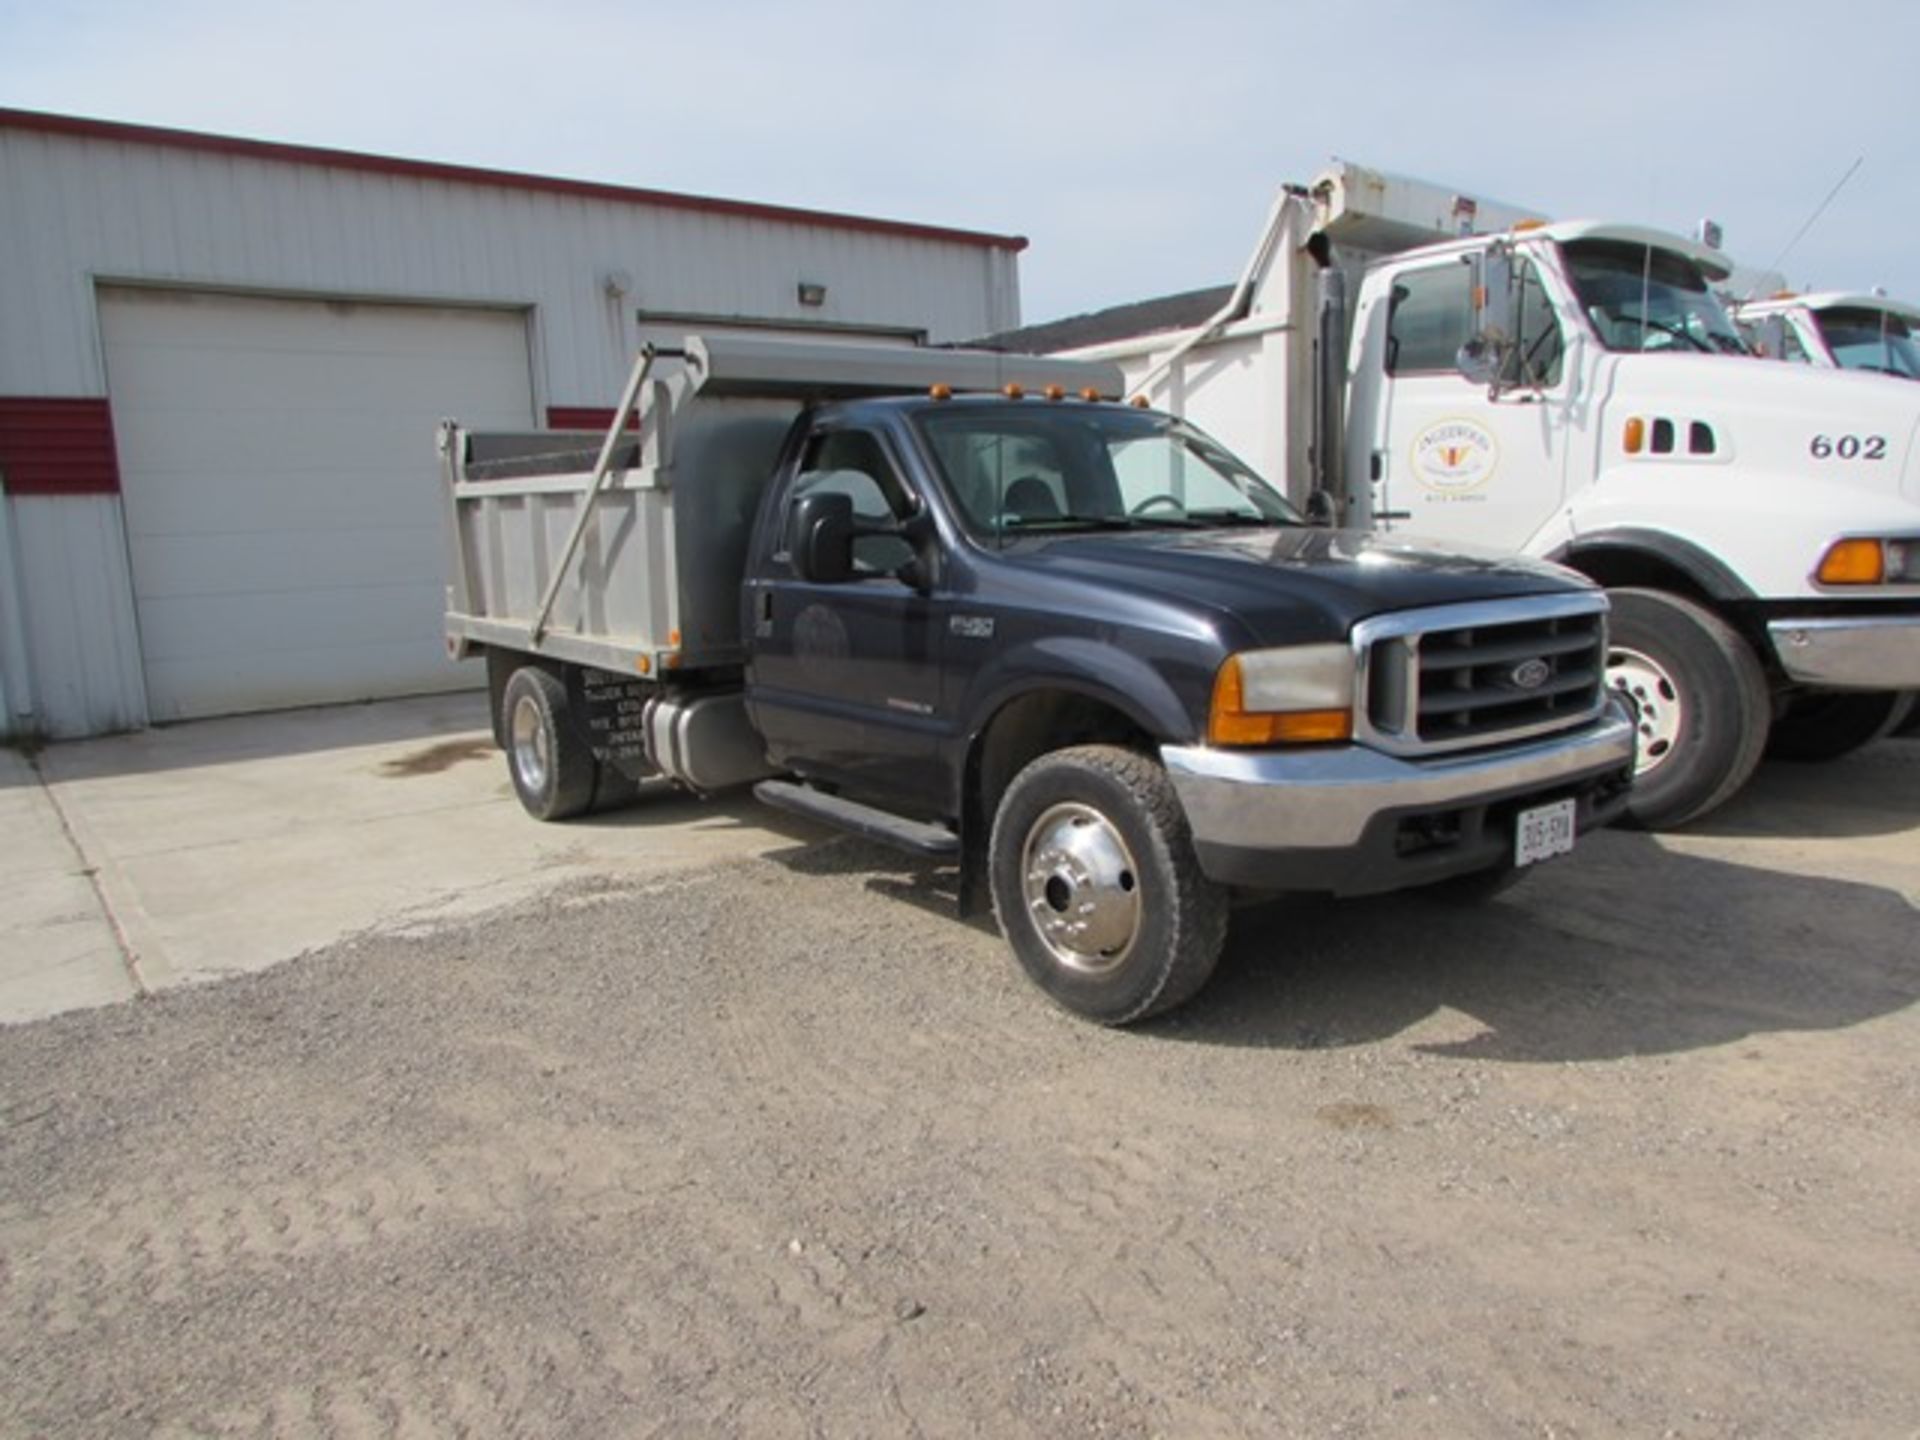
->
[754, 780, 960, 857]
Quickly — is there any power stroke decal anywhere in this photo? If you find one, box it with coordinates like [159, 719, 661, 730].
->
[1410, 418, 1498, 499]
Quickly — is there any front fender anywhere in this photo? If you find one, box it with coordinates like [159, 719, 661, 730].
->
[1562, 465, 1920, 600]
[959, 635, 1207, 749]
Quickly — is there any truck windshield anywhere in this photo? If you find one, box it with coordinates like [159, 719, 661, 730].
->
[1813, 307, 1920, 379]
[913, 405, 1300, 536]
[1561, 239, 1750, 355]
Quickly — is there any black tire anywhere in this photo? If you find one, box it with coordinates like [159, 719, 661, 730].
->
[1890, 692, 1920, 739]
[1765, 691, 1916, 763]
[1605, 588, 1770, 831]
[988, 745, 1227, 1026]
[501, 667, 596, 821]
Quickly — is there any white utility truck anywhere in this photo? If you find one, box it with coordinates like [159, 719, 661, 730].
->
[1733, 291, 1920, 380]
[1043, 164, 1920, 828]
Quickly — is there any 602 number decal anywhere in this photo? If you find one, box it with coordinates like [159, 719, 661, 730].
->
[1810, 434, 1888, 460]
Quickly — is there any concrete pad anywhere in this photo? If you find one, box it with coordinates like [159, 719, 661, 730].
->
[0, 748, 140, 1023]
[33, 694, 822, 1009]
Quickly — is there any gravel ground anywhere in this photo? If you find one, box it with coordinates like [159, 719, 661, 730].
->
[3, 742, 1918, 1438]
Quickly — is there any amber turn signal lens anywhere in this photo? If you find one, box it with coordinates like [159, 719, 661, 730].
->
[1208, 656, 1352, 746]
[1623, 417, 1646, 455]
[1816, 538, 1885, 585]
[929, 383, 953, 401]
[1003, 383, 1025, 400]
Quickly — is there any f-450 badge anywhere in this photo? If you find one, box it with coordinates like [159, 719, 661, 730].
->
[950, 615, 995, 640]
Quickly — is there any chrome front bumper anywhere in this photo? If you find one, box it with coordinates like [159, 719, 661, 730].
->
[1767, 615, 1920, 688]
[1162, 704, 1637, 856]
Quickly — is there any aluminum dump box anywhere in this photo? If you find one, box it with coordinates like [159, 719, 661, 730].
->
[442, 334, 1125, 677]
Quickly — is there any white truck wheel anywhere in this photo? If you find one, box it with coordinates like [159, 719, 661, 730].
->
[1606, 589, 1770, 830]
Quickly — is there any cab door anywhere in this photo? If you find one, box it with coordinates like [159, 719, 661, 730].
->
[1366, 254, 1573, 550]
[745, 424, 950, 813]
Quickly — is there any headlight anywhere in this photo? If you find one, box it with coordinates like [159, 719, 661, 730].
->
[1209, 644, 1354, 746]
[1893, 539, 1919, 583]
[1815, 536, 1920, 586]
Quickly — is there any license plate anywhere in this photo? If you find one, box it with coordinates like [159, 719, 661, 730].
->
[1515, 798, 1577, 868]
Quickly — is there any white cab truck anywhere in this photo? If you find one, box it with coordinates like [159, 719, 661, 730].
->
[1045, 164, 1920, 828]
[1732, 291, 1920, 381]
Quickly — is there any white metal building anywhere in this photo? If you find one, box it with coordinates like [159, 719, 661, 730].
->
[0, 109, 1025, 738]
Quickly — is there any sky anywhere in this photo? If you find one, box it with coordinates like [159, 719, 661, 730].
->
[3, 0, 1917, 327]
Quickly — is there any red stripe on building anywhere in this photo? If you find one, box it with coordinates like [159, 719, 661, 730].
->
[0, 398, 121, 496]
[546, 406, 638, 432]
[0, 108, 1029, 254]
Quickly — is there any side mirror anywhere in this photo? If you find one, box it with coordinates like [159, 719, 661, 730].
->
[1455, 335, 1503, 387]
[1466, 242, 1518, 343]
[1747, 314, 1788, 359]
[789, 491, 855, 584]
[1458, 242, 1519, 391]
[892, 509, 939, 593]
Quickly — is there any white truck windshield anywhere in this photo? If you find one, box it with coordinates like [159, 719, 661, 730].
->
[1813, 308, 1920, 379]
[1562, 240, 1750, 355]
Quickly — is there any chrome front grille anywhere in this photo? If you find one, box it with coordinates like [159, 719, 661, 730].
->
[1356, 594, 1609, 756]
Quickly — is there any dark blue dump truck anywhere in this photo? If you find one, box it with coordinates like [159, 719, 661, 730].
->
[441, 335, 1635, 1023]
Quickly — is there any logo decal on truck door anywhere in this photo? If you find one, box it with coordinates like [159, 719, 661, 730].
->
[1410, 418, 1499, 497]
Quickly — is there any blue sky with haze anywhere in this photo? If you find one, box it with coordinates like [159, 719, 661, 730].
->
[3, 0, 1915, 326]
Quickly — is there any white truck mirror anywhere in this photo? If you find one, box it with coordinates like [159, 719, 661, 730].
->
[1748, 314, 1789, 359]
[1458, 243, 1519, 390]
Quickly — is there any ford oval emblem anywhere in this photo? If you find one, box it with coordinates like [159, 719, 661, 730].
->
[1509, 658, 1552, 690]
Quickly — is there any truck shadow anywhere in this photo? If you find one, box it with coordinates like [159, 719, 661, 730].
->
[1683, 738, 1920, 841]
[1150, 830, 1920, 1063]
[755, 825, 1920, 1065]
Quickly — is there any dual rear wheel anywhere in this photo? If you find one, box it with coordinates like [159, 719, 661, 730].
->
[502, 666, 642, 821]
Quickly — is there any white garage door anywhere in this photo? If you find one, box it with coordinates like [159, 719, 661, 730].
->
[100, 287, 534, 722]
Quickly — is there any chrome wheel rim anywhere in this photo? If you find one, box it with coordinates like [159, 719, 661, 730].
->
[510, 694, 551, 794]
[1020, 802, 1141, 975]
[1607, 644, 1682, 777]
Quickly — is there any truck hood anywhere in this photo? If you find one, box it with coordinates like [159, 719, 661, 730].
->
[1004, 525, 1589, 646]
[1601, 353, 1920, 505]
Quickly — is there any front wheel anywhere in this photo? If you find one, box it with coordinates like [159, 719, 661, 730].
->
[989, 745, 1227, 1025]
[1605, 589, 1770, 831]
